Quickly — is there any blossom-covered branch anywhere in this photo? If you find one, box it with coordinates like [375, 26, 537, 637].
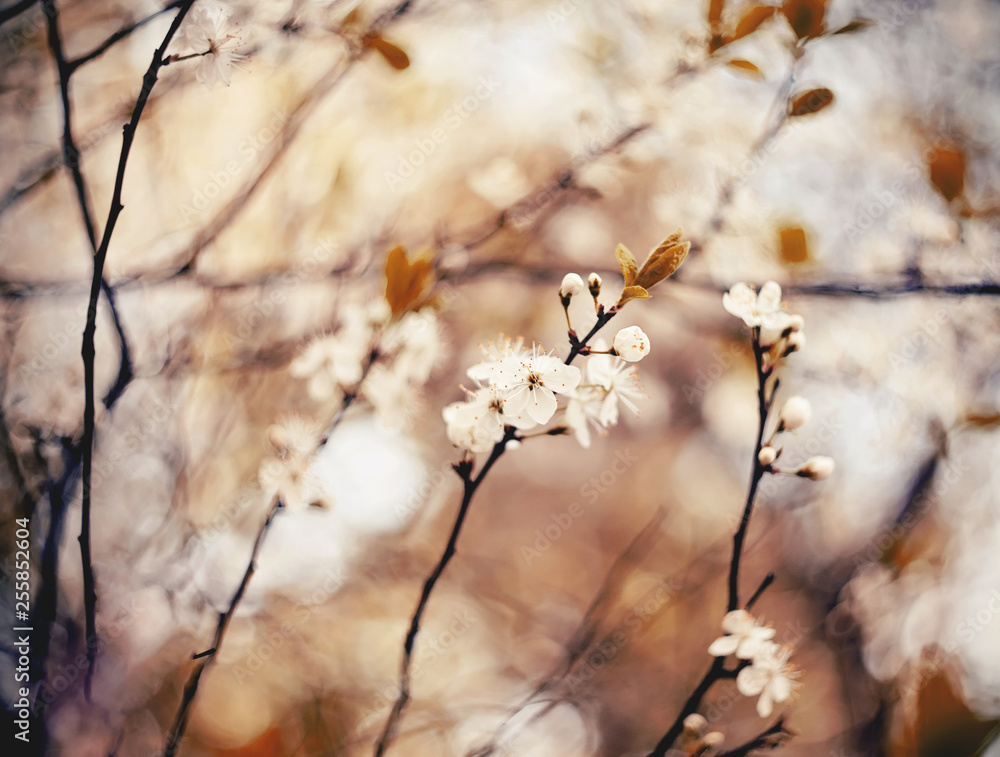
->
[646, 281, 832, 756]
[374, 233, 688, 755]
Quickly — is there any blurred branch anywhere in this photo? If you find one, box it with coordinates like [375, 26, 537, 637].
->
[68, 0, 184, 71]
[646, 328, 775, 757]
[43, 0, 139, 702]
[717, 717, 792, 756]
[466, 508, 668, 757]
[162, 496, 284, 757]
[171, 0, 417, 277]
[373, 427, 516, 757]
[162, 348, 377, 754]
[0, 0, 36, 26]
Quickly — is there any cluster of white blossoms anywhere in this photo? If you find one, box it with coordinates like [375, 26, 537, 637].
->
[257, 414, 325, 509]
[176, 5, 249, 89]
[444, 270, 657, 454]
[708, 610, 801, 718]
[723, 281, 804, 369]
[723, 281, 835, 481]
[291, 295, 441, 429]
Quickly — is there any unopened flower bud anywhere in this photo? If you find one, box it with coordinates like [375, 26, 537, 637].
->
[787, 314, 804, 332]
[703, 732, 725, 748]
[797, 456, 835, 480]
[560, 273, 585, 300]
[683, 713, 708, 737]
[758, 446, 777, 466]
[778, 396, 811, 431]
[588, 272, 602, 298]
[613, 326, 650, 362]
[783, 330, 805, 356]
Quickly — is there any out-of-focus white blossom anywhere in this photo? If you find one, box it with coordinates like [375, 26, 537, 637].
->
[613, 326, 650, 362]
[736, 641, 800, 718]
[559, 273, 585, 299]
[778, 396, 812, 431]
[258, 415, 323, 509]
[723, 281, 795, 345]
[758, 445, 777, 466]
[796, 455, 835, 480]
[291, 332, 368, 400]
[708, 609, 776, 660]
[178, 7, 249, 89]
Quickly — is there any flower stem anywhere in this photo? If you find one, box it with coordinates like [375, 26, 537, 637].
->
[373, 427, 516, 756]
[646, 329, 773, 757]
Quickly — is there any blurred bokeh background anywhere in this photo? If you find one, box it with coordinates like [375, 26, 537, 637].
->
[2, 0, 1000, 754]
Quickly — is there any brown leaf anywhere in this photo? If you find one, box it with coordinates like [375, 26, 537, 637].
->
[635, 240, 690, 290]
[385, 245, 433, 317]
[788, 87, 834, 117]
[832, 18, 872, 34]
[616, 285, 651, 307]
[726, 59, 764, 78]
[615, 243, 638, 287]
[782, 0, 827, 39]
[928, 146, 965, 202]
[733, 5, 778, 41]
[779, 226, 809, 263]
[366, 35, 410, 70]
[708, 0, 725, 28]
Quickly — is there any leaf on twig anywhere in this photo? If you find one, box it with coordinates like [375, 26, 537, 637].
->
[727, 59, 764, 78]
[615, 243, 639, 287]
[385, 245, 434, 316]
[365, 35, 410, 70]
[832, 18, 872, 34]
[788, 87, 834, 117]
[782, 0, 827, 39]
[617, 286, 651, 306]
[928, 146, 965, 202]
[733, 5, 778, 41]
[779, 226, 809, 263]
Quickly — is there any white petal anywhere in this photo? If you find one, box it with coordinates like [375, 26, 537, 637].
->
[525, 386, 558, 424]
[708, 636, 740, 658]
[757, 281, 782, 313]
[737, 666, 768, 697]
[721, 609, 753, 634]
[543, 362, 582, 394]
[769, 675, 793, 703]
[756, 689, 775, 718]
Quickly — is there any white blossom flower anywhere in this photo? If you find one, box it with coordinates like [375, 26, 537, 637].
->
[560, 273, 585, 299]
[179, 7, 249, 89]
[258, 416, 324, 508]
[383, 310, 440, 384]
[708, 609, 776, 660]
[613, 326, 650, 362]
[796, 455, 835, 480]
[488, 345, 581, 425]
[778, 396, 811, 431]
[736, 641, 800, 718]
[586, 350, 644, 427]
[466, 335, 528, 384]
[291, 333, 367, 401]
[722, 281, 794, 342]
[564, 386, 605, 448]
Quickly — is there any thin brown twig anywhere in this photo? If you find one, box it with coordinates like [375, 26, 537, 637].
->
[646, 328, 773, 757]
[162, 496, 283, 756]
